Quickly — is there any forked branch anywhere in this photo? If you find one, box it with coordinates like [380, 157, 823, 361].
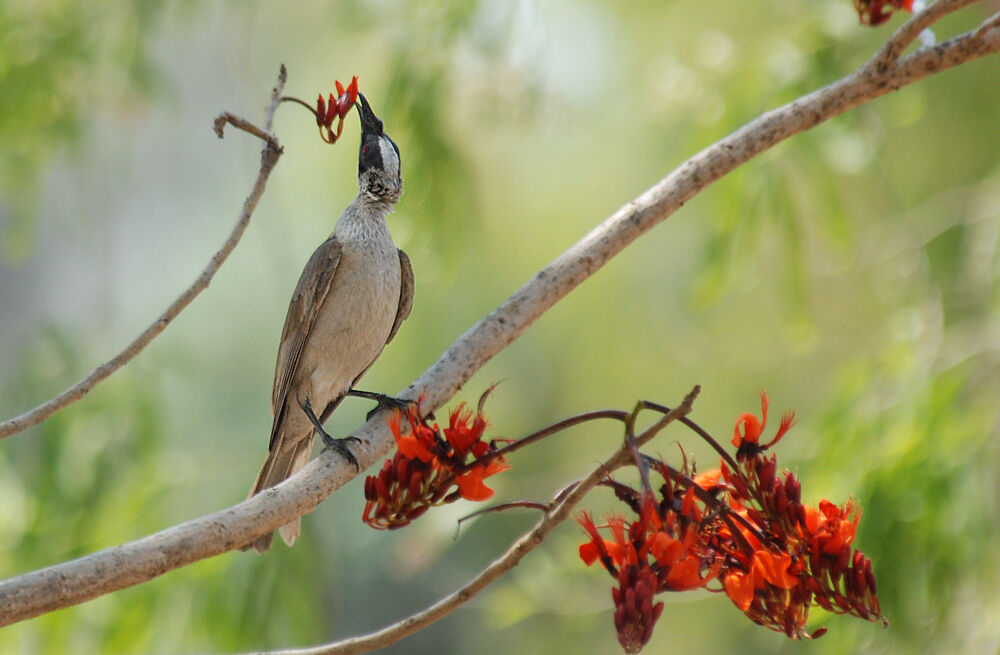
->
[0, 65, 288, 440]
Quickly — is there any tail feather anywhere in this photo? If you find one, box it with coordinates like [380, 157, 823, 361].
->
[243, 434, 314, 553]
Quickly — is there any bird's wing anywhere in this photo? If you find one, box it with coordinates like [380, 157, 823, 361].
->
[385, 248, 414, 345]
[269, 236, 343, 448]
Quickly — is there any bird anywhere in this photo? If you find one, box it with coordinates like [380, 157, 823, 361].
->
[245, 93, 413, 553]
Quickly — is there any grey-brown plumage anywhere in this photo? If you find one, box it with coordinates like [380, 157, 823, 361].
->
[246, 94, 411, 553]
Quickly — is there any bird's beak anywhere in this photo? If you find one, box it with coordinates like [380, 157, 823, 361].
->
[356, 93, 383, 136]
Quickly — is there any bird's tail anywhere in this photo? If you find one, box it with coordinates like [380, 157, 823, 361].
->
[242, 434, 314, 553]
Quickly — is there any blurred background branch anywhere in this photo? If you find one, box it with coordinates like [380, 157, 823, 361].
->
[0, 66, 286, 440]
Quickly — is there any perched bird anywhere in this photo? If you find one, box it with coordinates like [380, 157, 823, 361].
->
[245, 93, 413, 553]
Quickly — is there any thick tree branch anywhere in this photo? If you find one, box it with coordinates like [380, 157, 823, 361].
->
[252, 388, 699, 655]
[0, 65, 288, 440]
[0, 3, 997, 629]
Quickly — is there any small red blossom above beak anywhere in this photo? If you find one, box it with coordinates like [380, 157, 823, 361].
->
[281, 75, 360, 145]
[314, 76, 359, 144]
[363, 393, 510, 529]
[853, 0, 914, 26]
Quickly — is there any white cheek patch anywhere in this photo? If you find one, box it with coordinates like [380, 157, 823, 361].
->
[379, 138, 400, 180]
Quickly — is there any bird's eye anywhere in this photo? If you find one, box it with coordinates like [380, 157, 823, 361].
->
[362, 145, 369, 154]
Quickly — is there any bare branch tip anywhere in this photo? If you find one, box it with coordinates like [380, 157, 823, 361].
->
[213, 114, 228, 139]
[680, 384, 701, 414]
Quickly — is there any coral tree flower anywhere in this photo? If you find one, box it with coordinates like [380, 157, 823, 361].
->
[578, 392, 884, 651]
[363, 396, 509, 529]
[314, 76, 359, 144]
[854, 0, 914, 26]
[719, 395, 883, 638]
[613, 565, 664, 654]
[577, 471, 721, 653]
[732, 391, 795, 457]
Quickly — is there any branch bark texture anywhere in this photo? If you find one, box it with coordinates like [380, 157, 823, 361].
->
[0, 2, 997, 630]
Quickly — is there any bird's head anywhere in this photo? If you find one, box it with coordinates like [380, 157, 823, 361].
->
[356, 93, 402, 204]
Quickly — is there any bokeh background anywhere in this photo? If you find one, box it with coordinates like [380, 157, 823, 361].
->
[2, 1, 999, 653]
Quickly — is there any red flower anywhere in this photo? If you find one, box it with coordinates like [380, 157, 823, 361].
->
[392, 412, 435, 463]
[802, 499, 859, 554]
[334, 77, 360, 118]
[577, 485, 721, 652]
[314, 76, 359, 144]
[722, 568, 756, 611]
[732, 391, 795, 455]
[579, 392, 884, 647]
[578, 512, 628, 570]
[853, 0, 914, 26]
[444, 404, 489, 457]
[455, 459, 509, 501]
[362, 397, 509, 529]
[613, 565, 664, 654]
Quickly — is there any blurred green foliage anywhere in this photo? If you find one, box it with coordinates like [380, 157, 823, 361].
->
[0, 0, 168, 262]
[1, 0, 999, 654]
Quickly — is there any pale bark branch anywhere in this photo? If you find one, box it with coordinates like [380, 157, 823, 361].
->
[253, 388, 699, 655]
[0, 65, 288, 440]
[0, 1, 997, 632]
[871, 0, 980, 70]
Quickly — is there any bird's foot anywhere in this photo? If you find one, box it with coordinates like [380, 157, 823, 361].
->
[319, 433, 361, 471]
[302, 398, 360, 471]
[347, 389, 418, 422]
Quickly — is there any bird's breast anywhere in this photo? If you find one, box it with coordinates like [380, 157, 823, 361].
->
[301, 237, 401, 406]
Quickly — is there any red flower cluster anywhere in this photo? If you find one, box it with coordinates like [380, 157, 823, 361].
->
[579, 393, 884, 652]
[315, 76, 359, 144]
[363, 400, 510, 529]
[854, 0, 914, 26]
[578, 472, 722, 653]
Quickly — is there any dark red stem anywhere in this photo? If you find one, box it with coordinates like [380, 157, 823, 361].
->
[280, 95, 322, 121]
[640, 400, 742, 475]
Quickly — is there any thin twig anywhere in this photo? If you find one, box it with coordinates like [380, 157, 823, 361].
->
[250, 387, 700, 655]
[280, 95, 322, 120]
[213, 112, 279, 148]
[870, 0, 980, 71]
[0, 65, 288, 441]
[640, 400, 741, 474]
[454, 409, 630, 473]
[456, 500, 551, 531]
[0, 4, 997, 629]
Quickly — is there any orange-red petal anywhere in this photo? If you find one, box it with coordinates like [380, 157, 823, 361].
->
[754, 550, 798, 589]
[455, 468, 494, 501]
[724, 570, 755, 611]
[663, 556, 705, 590]
[693, 468, 722, 489]
[397, 434, 434, 463]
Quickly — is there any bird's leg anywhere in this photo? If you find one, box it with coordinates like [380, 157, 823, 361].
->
[347, 389, 418, 421]
[301, 398, 360, 471]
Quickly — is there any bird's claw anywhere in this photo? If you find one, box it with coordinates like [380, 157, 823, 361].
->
[302, 398, 361, 471]
[320, 433, 361, 471]
[365, 394, 416, 422]
[348, 389, 418, 421]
